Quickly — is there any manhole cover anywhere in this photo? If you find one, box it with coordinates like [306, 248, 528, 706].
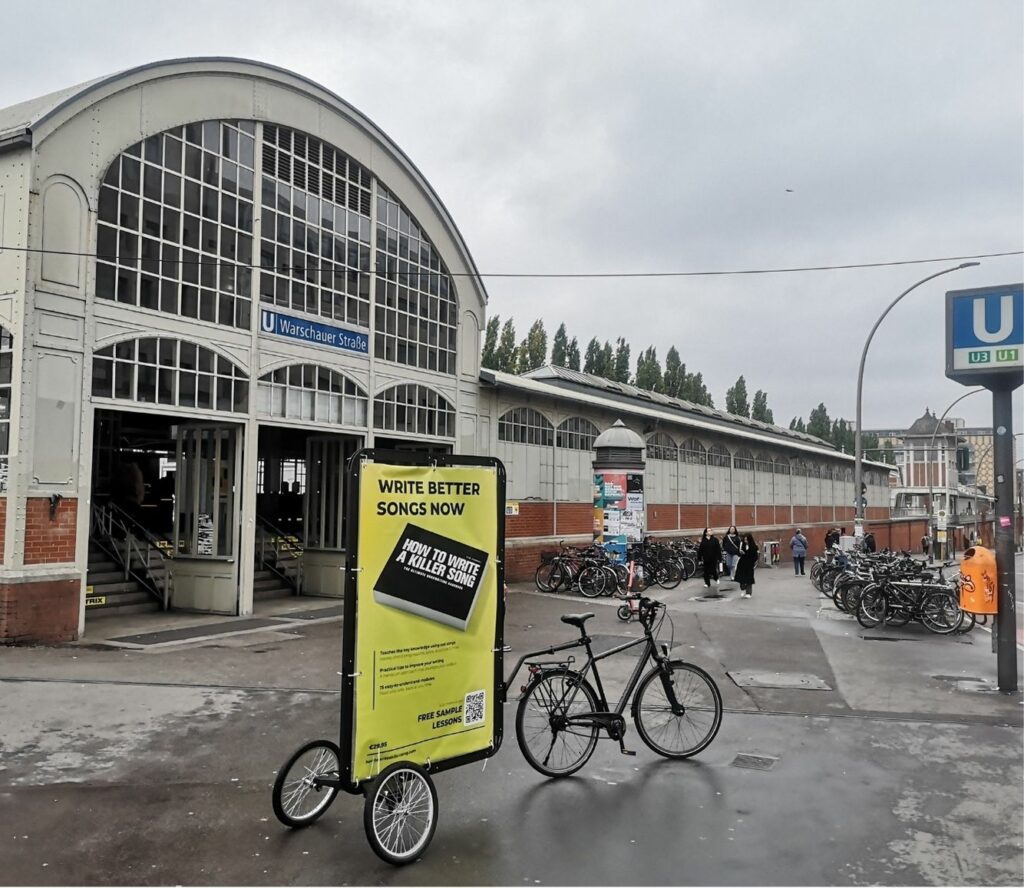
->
[690, 593, 726, 602]
[731, 753, 778, 771]
[728, 671, 832, 691]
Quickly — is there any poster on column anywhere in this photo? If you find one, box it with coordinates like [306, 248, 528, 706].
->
[340, 453, 505, 784]
[594, 470, 629, 560]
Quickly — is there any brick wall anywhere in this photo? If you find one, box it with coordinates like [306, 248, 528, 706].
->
[0, 497, 6, 563]
[24, 497, 78, 565]
[0, 578, 80, 644]
[647, 503, 678, 532]
[554, 503, 593, 536]
[506, 502, 554, 539]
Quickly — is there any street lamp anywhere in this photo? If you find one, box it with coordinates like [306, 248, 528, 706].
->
[854, 262, 980, 531]
[924, 388, 984, 559]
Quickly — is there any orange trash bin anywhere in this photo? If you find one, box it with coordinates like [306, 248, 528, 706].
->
[959, 547, 998, 615]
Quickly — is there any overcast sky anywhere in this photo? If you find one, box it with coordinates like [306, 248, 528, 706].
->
[4, 0, 1022, 434]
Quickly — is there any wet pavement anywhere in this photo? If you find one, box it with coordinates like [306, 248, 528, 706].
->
[1, 569, 1021, 886]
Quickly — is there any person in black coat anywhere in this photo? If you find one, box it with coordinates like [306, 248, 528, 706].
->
[697, 528, 722, 590]
[735, 534, 759, 598]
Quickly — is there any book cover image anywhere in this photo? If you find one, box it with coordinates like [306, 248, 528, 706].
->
[373, 523, 489, 631]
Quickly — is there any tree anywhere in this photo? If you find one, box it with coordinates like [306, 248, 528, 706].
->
[882, 440, 897, 465]
[481, 316, 500, 370]
[551, 323, 568, 367]
[518, 319, 547, 372]
[862, 431, 881, 461]
[751, 390, 774, 424]
[494, 318, 518, 373]
[566, 336, 581, 371]
[663, 347, 683, 398]
[600, 341, 614, 378]
[634, 346, 663, 392]
[583, 337, 603, 375]
[612, 337, 631, 383]
[789, 416, 807, 433]
[681, 371, 713, 406]
[725, 375, 751, 417]
[806, 403, 832, 441]
[831, 418, 855, 454]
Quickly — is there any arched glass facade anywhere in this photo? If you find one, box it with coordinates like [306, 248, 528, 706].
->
[92, 337, 249, 412]
[256, 364, 367, 425]
[95, 120, 459, 376]
[373, 384, 454, 437]
[646, 432, 678, 461]
[556, 417, 599, 451]
[498, 408, 554, 446]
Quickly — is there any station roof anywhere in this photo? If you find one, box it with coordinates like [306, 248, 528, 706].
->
[481, 365, 893, 469]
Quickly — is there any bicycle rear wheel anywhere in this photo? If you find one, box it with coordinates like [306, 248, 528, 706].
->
[678, 556, 696, 581]
[534, 562, 558, 593]
[633, 662, 722, 758]
[516, 669, 600, 778]
[578, 565, 607, 598]
[857, 586, 887, 629]
[920, 592, 963, 635]
[654, 561, 683, 590]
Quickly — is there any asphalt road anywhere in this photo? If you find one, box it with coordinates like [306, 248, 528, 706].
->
[1, 569, 1021, 886]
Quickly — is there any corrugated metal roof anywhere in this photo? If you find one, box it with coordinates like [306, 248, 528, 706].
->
[0, 74, 110, 138]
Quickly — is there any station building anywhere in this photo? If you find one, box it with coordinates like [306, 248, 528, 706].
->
[0, 58, 897, 644]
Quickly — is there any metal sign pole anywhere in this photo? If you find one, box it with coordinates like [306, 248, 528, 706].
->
[991, 386, 1018, 692]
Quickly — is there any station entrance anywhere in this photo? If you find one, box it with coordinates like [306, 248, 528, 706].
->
[255, 425, 362, 601]
[89, 409, 243, 618]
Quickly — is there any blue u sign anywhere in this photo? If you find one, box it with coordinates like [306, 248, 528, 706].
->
[946, 284, 1024, 380]
[259, 309, 369, 355]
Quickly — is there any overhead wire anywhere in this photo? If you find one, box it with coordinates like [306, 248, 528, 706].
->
[0, 245, 1019, 279]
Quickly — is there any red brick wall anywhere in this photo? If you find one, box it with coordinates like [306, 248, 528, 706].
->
[647, 504, 678, 531]
[755, 506, 774, 525]
[0, 578, 80, 644]
[0, 497, 6, 563]
[506, 502, 554, 539]
[734, 505, 755, 526]
[555, 503, 593, 536]
[24, 497, 78, 565]
[680, 505, 706, 530]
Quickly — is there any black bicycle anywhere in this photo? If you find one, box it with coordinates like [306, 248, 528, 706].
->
[503, 597, 723, 777]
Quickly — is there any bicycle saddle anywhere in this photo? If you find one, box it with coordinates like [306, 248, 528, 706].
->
[560, 613, 595, 629]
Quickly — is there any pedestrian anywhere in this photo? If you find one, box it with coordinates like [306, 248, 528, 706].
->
[825, 527, 840, 549]
[864, 531, 876, 553]
[722, 525, 742, 579]
[697, 528, 722, 591]
[789, 528, 809, 575]
[735, 534, 759, 598]
[921, 533, 930, 556]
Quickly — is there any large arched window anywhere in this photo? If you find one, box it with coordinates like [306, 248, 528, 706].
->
[734, 448, 755, 470]
[646, 432, 678, 462]
[498, 408, 554, 446]
[92, 337, 248, 412]
[257, 365, 367, 425]
[774, 457, 791, 475]
[373, 384, 454, 437]
[556, 417, 599, 451]
[259, 124, 372, 327]
[0, 325, 12, 491]
[792, 459, 809, 477]
[96, 121, 256, 329]
[680, 438, 706, 465]
[708, 444, 731, 468]
[755, 453, 774, 474]
[375, 185, 457, 374]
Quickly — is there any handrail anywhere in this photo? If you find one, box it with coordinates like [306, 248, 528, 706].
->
[90, 502, 174, 610]
[255, 513, 304, 595]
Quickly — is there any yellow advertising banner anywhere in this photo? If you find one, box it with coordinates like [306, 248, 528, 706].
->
[350, 461, 500, 781]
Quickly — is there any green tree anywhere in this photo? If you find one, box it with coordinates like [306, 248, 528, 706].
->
[862, 431, 881, 460]
[612, 337, 631, 383]
[751, 390, 774, 424]
[600, 341, 614, 378]
[683, 371, 713, 406]
[550, 323, 568, 367]
[634, 346, 664, 392]
[583, 337, 603, 375]
[481, 316, 500, 370]
[789, 416, 807, 433]
[566, 336, 581, 371]
[520, 319, 547, 372]
[725, 375, 751, 417]
[663, 347, 683, 398]
[494, 318, 518, 373]
[806, 403, 832, 441]
[882, 440, 897, 465]
[831, 418, 855, 454]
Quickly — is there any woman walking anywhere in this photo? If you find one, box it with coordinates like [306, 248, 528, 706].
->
[697, 528, 723, 591]
[735, 534, 759, 598]
[722, 525, 742, 579]
[789, 528, 809, 575]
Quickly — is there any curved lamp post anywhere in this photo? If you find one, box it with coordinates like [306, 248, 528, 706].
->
[854, 262, 980, 530]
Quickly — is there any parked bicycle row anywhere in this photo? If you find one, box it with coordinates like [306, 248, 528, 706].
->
[810, 547, 981, 635]
[533, 539, 698, 598]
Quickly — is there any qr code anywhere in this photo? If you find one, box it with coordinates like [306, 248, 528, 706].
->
[463, 689, 486, 726]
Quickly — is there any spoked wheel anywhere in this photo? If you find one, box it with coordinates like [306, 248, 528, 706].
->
[856, 587, 886, 629]
[678, 556, 696, 581]
[633, 662, 722, 758]
[920, 592, 963, 635]
[655, 561, 683, 590]
[515, 668, 600, 777]
[617, 603, 632, 622]
[578, 565, 607, 598]
[272, 739, 341, 828]
[363, 761, 438, 865]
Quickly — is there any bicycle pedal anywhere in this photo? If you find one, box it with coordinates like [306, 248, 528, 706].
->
[619, 746, 636, 756]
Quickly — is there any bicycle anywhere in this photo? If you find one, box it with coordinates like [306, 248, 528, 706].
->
[503, 597, 723, 777]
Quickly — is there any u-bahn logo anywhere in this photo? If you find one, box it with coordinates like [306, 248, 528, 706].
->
[947, 284, 1024, 378]
[972, 294, 1014, 343]
[259, 308, 370, 355]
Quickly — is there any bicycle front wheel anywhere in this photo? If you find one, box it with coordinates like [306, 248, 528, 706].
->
[272, 739, 341, 828]
[633, 662, 722, 759]
[363, 761, 437, 865]
[516, 669, 600, 778]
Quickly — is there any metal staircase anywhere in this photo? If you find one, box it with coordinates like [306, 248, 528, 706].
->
[255, 514, 304, 598]
[88, 502, 173, 616]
